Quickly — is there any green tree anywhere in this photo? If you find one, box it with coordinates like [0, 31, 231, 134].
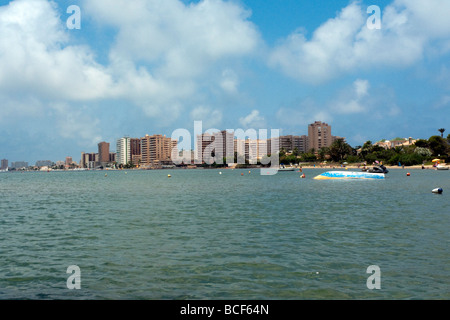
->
[360, 141, 373, 159]
[301, 152, 317, 162]
[414, 139, 429, 148]
[124, 161, 134, 169]
[428, 136, 449, 156]
[318, 147, 330, 161]
[329, 139, 353, 162]
[438, 128, 445, 138]
[414, 147, 432, 158]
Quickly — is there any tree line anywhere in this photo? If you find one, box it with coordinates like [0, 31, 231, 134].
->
[279, 132, 450, 166]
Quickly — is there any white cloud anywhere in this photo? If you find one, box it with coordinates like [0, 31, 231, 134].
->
[220, 69, 239, 95]
[334, 79, 370, 114]
[239, 110, 266, 129]
[83, 0, 260, 79]
[0, 0, 262, 127]
[0, 0, 116, 101]
[354, 79, 370, 99]
[190, 106, 223, 129]
[269, 0, 450, 84]
[275, 98, 333, 130]
[51, 103, 103, 148]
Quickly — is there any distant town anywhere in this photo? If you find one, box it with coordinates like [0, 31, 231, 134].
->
[1, 122, 448, 171]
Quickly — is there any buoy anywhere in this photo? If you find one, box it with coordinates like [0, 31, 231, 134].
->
[241, 173, 244, 176]
[219, 172, 222, 175]
[168, 174, 171, 178]
[301, 174, 306, 179]
[432, 188, 443, 194]
[105, 173, 107, 177]
[248, 171, 251, 174]
[407, 173, 411, 176]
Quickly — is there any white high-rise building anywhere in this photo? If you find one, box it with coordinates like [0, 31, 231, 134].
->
[116, 137, 131, 165]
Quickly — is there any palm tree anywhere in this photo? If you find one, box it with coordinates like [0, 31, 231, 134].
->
[438, 128, 445, 138]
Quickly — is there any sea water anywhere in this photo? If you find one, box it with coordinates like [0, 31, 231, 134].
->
[0, 168, 448, 299]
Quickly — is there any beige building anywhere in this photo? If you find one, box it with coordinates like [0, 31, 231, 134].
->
[1, 159, 8, 170]
[278, 135, 308, 153]
[141, 134, 177, 166]
[196, 130, 234, 164]
[308, 121, 332, 152]
[375, 137, 416, 149]
[307, 121, 345, 152]
[65, 157, 73, 167]
[80, 152, 98, 168]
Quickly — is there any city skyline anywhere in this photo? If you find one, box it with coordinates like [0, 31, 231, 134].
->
[2, 119, 436, 167]
[1, 0, 449, 163]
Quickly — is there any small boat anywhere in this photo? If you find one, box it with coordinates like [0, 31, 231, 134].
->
[277, 165, 295, 172]
[436, 164, 449, 170]
[314, 171, 385, 180]
[366, 165, 389, 174]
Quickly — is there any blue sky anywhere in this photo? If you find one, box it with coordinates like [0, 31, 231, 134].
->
[0, 0, 449, 164]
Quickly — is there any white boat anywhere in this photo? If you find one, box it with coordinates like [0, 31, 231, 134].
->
[0, 168, 8, 173]
[314, 171, 385, 180]
[436, 164, 449, 170]
[277, 165, 295, 171]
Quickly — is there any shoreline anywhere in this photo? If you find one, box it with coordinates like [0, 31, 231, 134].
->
[297, 165, 438, 170]
[3, 163, 448, 172]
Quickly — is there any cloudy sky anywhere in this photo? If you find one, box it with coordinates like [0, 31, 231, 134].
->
[0, 0, 449, 163]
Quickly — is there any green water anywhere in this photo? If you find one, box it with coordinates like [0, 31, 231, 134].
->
[0, 168, 448, 299]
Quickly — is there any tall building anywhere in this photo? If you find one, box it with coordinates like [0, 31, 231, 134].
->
[35, 160, 53, 167]
[141, 135, 152, 165]
[298, 135, 308, 153]
[278, 135, 308, 153]
[80, 152, 98, 168]
[308, 121, 332, 152]
[116, 137, 131, 165]
[98, 142, 110, 164]
[11, 161, 28, 169]
[196, 130, 234, 164]
[196, 133, 213, 163]
[141, 134, 177, 166]
[65, 157, 73, 167]
[1, 159, 8, 170]
[130, 138, 141, 165]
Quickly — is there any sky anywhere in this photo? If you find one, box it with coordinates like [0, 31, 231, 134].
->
[0, 0, 449, 164]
